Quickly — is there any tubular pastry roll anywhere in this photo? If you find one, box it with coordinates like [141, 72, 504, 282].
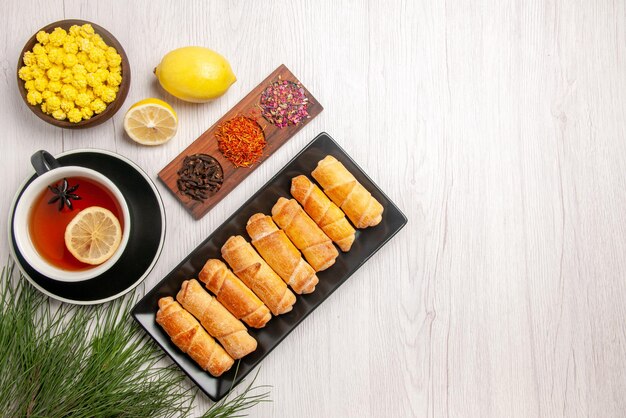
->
[271, 198, 338, 271]
[176, 279, 257, 359]
[311, 155, 383, 228]
[221, 235, 296, 315]
[155, 297, 234, 377]
[198, 259, 271, 328]
[290, 175, 356, 252]
[246, 213, 319, 294]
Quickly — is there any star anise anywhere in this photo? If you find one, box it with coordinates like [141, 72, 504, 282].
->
[48, 178, 81, 211]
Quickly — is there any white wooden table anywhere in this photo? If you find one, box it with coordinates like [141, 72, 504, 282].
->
[2, 1, 626, 417]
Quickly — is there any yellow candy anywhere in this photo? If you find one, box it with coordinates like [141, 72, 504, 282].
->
[64, 43, 78, 55]
[90, 98, 106, 114]
[34, 77, 48, 92]
[100, 87, 116, 103]
[69, 25, 81, 37]
[46, 95, 61, 111]
[63, 53, 78, 68]
[106, 72, 122, 87]
[80, 24, 95, 37]
[88, 48, 104, 62]
[92, 35, 107, 50]
[46, 66, 62, 81]
[77, 51, 88, 63]
[36, 54, 52, 69]
[36, 31, 49, 45]
[47, 47, 63, 65]
[48, 80, 62, 92]
[32, 44, 45, 55]
[93, 84, 105, 98]
[61, 84, 78, 100]
[18, 66, 33, 81]
[72, 64, 87, 75]
[49, 28, 67, 46]
[86, 73, 101, 87]
[67, 108, 82, 123]
[84, 61, 98, 73]
[31, 67, 44, 79]
[57, 51, 67, 65]
[75, 92, 91, 108]
[23, 52, 36, 66]
[78, 38, 93, 52]
[107, 54, 122, 67]
[81, 107, 94, 119]
[71, 74, 87, 90]
[95, 68, 109, 82]
[21, 23, 122, 123]
[60, 99, 75, 113]
[51, 109, 67, 120]
[27, 90, 43, 105]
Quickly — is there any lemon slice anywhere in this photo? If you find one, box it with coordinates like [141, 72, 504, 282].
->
[123, 98, 178, 145]
[64, 206, 122, 265]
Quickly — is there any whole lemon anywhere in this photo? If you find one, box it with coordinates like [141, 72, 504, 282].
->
[154, 46, 236, 103]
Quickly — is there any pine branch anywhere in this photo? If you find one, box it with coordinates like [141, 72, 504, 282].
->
[0, 263, 272, 418]
[202, 366, 272, 418]
[0, 264, 194, 418]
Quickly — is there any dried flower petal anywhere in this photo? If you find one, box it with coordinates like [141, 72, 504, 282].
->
[259, 80, 309, 128]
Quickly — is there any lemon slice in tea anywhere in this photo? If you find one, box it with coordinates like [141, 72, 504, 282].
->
[123, 98, 178, 145]
[64, 206, 122, 265]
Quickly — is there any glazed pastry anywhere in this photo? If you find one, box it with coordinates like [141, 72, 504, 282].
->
[198, 259, 271, 328]
[156, 297, 234, 377]
[246, 213, 318, 294]
[177, 279, 257, 359]
[311, 155, 383, 228]
[221, 235, 296, 315]
[290, 175, 356, 252]
[271, 198, 338, 271]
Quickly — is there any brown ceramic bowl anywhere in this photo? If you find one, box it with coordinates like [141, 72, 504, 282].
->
[17, 19, 131, 129]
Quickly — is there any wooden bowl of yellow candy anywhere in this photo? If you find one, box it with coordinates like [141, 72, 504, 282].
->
[17, 20, 130, 129]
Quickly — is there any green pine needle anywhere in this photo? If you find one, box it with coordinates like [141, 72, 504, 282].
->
[0, 263, 195, 418]
[202, 365, 272, 418]
[0, 263, 271, 418]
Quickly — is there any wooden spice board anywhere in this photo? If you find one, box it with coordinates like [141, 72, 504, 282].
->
[158, 64, 323, 219]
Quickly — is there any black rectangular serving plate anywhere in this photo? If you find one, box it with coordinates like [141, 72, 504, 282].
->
[132, 132, 408, 401]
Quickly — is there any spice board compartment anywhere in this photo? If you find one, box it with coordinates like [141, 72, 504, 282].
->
[158, 64, 323, 220]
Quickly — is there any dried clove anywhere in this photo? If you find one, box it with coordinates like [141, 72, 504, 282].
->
[176, 154, 223, 202]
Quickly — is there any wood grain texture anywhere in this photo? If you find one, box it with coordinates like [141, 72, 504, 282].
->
[1, 0, 626, 417]
[158, 64, 323, 219]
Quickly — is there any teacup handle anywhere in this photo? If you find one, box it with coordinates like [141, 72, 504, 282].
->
[31, 150, 61, 176]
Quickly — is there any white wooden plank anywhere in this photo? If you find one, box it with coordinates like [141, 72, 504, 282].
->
[1, 0, 625, 417]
